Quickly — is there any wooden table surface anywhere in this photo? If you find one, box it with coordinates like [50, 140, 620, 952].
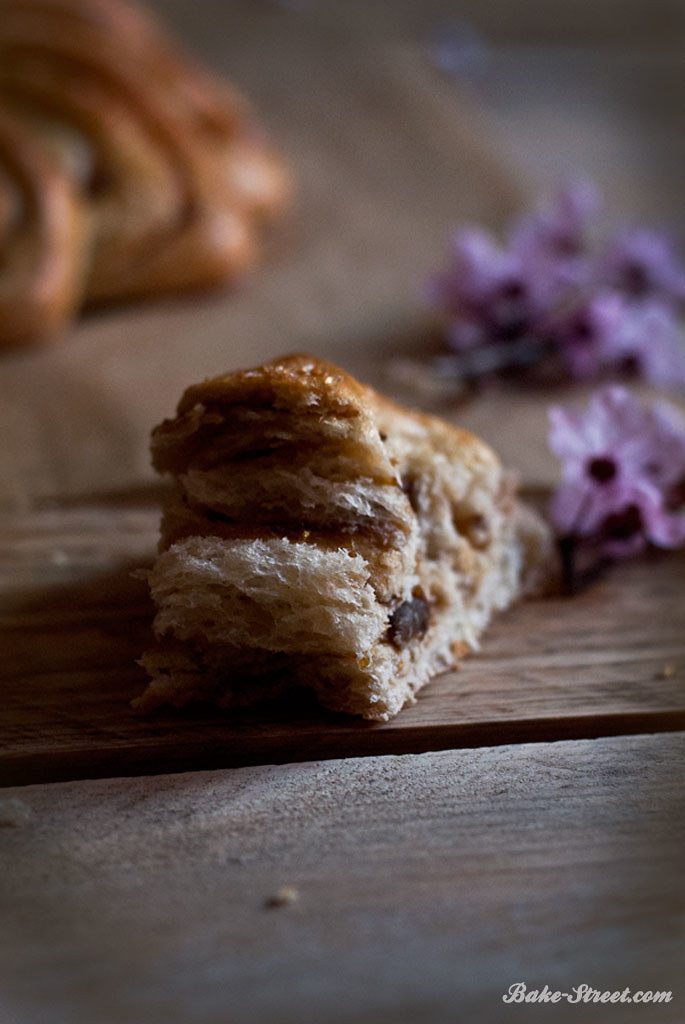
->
[2, 492, 685, 789]
[1, 2, 684, 1022]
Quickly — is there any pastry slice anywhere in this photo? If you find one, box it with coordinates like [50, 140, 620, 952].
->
[137, 355, 555, 720]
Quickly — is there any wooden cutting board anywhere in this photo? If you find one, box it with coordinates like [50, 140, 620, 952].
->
[2, 488, 684, 787]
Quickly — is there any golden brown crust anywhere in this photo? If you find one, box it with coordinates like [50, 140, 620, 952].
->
[151, 354, 502, 569]
[0, 0, 290, 345]
[160, 353, 492, 469]
[177, 355, 372, 419]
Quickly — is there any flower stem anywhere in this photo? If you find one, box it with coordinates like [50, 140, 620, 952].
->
[558, 533, 613, 595]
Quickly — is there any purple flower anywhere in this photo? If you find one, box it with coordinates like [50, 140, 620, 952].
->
[433, 228, 521, 311]
[426, 179, 685, 391]
[601, 228, 685, 305]
[552, 291, 627, 380]
[548, 386, 685, 556]
[551, 292, 685, 389]
[427, 227, 540, 349]
[596, 299, 685, 389]
[513, 179, 600, 257]
[510, 180, 600, 301]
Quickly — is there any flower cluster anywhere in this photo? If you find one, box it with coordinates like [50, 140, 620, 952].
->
[428, 182, 685, 389]
[548, 387, 685, 573]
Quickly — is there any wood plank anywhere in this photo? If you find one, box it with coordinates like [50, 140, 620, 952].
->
[0, 734, 682, 1024]
[1, 496, 684, 786]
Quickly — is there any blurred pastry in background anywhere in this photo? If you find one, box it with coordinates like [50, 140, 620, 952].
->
[0, 0, 291, 348]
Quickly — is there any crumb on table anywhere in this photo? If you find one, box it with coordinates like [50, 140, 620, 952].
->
[265, 885, 299, 909]
[0, 798, 33, 828]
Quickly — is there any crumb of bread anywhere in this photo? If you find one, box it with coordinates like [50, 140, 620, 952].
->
[0, 798, 33, 828]
[265, 885, 299, 909]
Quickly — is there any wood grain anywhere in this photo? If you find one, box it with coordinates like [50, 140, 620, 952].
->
[2, 494, 684, 786]
[1, 733, 683, 1024]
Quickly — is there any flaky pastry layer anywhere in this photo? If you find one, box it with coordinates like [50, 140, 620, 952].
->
[138, 354, 555, 720]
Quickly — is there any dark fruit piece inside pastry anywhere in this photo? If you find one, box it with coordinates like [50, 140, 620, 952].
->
[137, 355, 555, 721]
